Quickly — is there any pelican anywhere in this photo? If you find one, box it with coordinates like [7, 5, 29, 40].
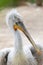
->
[0, 9, 41, 65]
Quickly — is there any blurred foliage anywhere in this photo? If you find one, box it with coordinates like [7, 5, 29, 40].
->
[0, 0, 13, 7]
[0, 0, 43, 8]
[0, 0, 23, 7]
[0, 0, 34, 8]
[27, 0, 35, 3]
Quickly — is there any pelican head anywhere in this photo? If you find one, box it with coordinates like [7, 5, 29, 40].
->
[6, 9, 23, 32]
[6, 9, 29, 37]
[6, 9, 41, 54]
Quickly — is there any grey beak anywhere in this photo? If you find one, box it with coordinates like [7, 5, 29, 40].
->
[16, 21, 41, 54]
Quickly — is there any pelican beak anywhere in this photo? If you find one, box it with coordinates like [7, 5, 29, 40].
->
[13, 22, 41, 55]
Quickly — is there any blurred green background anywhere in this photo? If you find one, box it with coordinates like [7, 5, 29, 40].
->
[0, 0, 36, 8]
[0, 0, 43, 8]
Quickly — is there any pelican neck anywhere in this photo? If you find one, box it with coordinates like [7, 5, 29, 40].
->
[14, 30, 23, 53]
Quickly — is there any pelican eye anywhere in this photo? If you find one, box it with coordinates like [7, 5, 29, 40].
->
[18, 21, 21, 23]
[16, 22, 18, 25]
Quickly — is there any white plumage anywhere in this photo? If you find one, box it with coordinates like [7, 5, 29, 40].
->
[0, 9, 38, 65]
